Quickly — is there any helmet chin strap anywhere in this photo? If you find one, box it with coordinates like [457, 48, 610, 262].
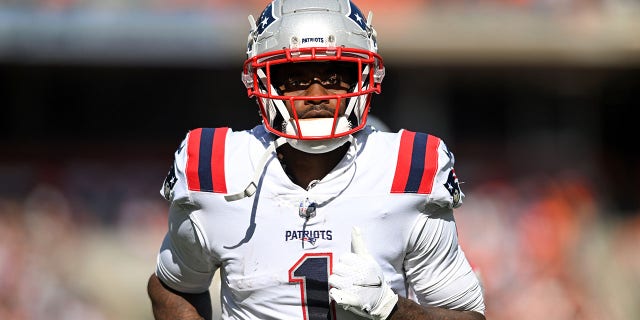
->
[282, 117, 353, 154]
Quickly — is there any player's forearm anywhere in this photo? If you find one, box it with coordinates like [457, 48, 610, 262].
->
[147, 273, 212, 320]
[388, 296, 486, 320]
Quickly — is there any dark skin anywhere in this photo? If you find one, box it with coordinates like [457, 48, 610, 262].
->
[148, 62, 486, 320]
[147, 274, 210, 320]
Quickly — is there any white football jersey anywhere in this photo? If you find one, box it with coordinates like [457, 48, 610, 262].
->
[156, 125, 484, 319]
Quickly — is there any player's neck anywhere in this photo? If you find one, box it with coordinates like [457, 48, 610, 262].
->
[277, 143, 350, 189]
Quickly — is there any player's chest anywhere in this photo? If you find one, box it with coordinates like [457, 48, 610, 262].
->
[194, 191, 420, 318]
[200, 192, 418, 280]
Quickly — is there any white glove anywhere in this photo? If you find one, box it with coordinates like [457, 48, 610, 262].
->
[329, 227, 398, 320]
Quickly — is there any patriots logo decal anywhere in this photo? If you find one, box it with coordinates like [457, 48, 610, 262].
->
[444, 169, 462, 206]
[163, 162, 178, 200]
[256, 2, 276, 35]
[347, 1, 367, 31]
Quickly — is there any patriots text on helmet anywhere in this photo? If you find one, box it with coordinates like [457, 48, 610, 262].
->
[301, 37, 325, 44]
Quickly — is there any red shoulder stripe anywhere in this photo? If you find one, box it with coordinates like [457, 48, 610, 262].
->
[186, 128, 203, 191]
[391, 130, 416, 193]
[185, 128, 229, 193]
[417, 135, 441, 194]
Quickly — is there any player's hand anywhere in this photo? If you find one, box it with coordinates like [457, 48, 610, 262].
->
[328, 227, 398, 320]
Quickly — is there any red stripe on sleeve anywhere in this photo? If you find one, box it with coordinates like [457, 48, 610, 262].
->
[391, 130, 416, 193]
[211, 127, 228, 193]
[186, 128, 202, 191]
[417, 135, 441, 194]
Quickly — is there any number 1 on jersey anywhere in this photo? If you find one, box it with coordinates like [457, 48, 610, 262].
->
[289, 253, 336, 320]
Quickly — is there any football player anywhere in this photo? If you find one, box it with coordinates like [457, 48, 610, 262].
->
[147, 0, 486, 319]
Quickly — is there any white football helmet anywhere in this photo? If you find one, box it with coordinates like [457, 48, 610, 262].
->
[243, 0, 385, 153]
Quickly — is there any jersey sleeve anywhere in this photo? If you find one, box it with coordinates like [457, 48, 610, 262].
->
[156, 130, 219, 293]
[155, 201, 218, 293]
[426, 139, 465, 210]
[404, 208, 485, 314]
[389, 130, 465, 210]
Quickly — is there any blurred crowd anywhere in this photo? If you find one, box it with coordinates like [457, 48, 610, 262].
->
[457, 173, 640, 320]
[0, 158, 169, 319]
[0, 156, 638, 319]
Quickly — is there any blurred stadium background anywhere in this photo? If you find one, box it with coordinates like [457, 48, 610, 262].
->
[1, 0, 639, 319]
